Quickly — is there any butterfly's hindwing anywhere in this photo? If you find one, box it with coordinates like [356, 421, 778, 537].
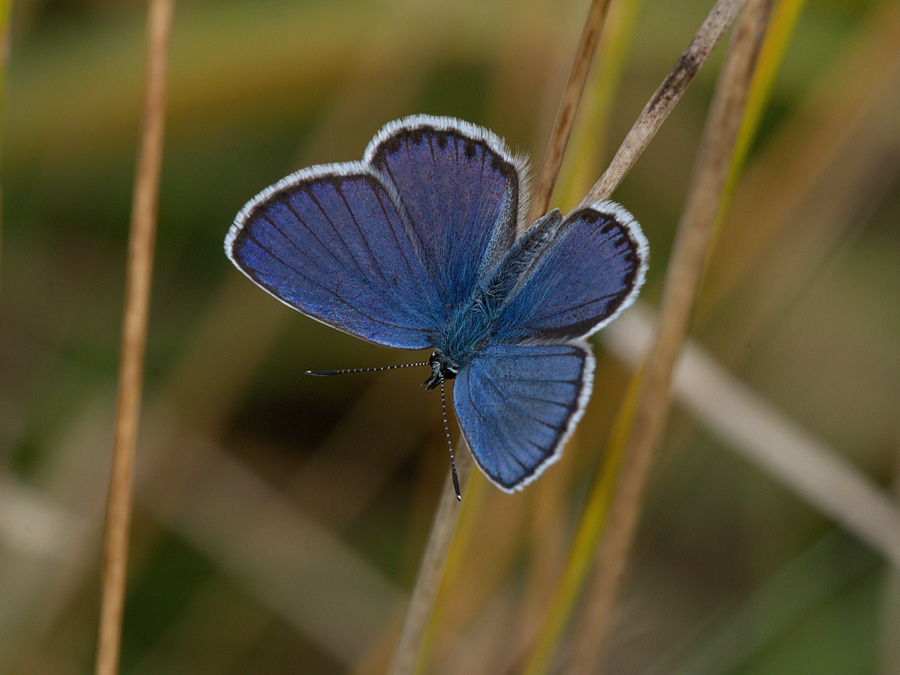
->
[452, 342, 594, 491]
[491, 201, 648, 344]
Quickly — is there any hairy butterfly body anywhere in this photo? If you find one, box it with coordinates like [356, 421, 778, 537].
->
[226, 115, 648, 492]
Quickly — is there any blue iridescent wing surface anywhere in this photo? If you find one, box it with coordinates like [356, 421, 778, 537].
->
[227, 115, 527, 350]
[491, 201, 648, 343]
[453, 343, 594, 491]
[366, 116, 526, 308]
[226, 169, 441, 349]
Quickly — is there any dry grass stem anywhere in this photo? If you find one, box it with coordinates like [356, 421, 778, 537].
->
[527, 0, 612, 222]
[522, 378, 641, 675]
[388, 448, 472, 675]
[605, 304, 900, 567]
[569, 0, 772, 671]
[580, 0, 748, 204]
[879, 457, 900, 670]
[400, 1, 756, 668]
[555, 0, 646, 205]
[0, 0, 12, 294]
[94, 0, 175, 673]
[700, 0, 900, 314]
[388, 1, 616, 670]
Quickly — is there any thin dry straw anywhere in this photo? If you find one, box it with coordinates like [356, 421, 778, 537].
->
[605, 304, 900, 567]
[556, 0, 646, 205]
[527, 0, 612, 223]
[523, 1, 751, 670]
[568, 0, 772, 671]
[95, 0, 174, 673]
[0, 0, 13, 295]
[388, 449, 473, 675]
[580, 0, 749, 205]
[387, 2, 614, 672]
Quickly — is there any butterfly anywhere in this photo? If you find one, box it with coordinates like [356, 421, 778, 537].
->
[225, 115, 648, 495]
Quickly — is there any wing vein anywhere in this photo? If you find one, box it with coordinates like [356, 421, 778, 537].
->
[306, 186, 368, 278]
[484, 375, 565, 433]
[278, 198, 351, 273]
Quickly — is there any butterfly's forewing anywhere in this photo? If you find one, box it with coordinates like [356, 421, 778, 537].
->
[226, 169, 441, 349]
[453, 343, 594, 492]
[492, 201, 648, 344]
[366, 116, 526, 308]
[227, 116, 528, 350]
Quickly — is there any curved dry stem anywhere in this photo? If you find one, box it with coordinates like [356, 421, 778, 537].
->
[568, 0, 772, 671]
[387, 1, 616, 671]
[0, 0, 13, 295]
[605, 304, 900, 567]
[555, 0, 646, 206]
[528, 0, 612, 223]
[523, 374, 642, 675]
[388, 447, 472, 675]
[95, 0, 175, 673]
[580, 0, 749, 204]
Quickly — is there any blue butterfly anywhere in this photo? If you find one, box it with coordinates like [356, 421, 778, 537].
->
[225, 115, 648, 494]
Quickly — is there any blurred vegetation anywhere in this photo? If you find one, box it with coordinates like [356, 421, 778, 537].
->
[1, 0, 898, 673]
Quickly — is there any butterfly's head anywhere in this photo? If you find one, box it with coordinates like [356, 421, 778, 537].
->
[423, 350, 460, 390]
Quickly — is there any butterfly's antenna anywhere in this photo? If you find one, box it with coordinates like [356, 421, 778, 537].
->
[306, 362, 429, 376]
[440, 378, 462, 500]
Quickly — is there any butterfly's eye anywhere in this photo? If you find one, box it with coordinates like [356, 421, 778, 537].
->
[427, 350, 460, 382]
[439, 359, 460, 382]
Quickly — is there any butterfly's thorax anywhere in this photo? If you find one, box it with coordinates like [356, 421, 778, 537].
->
[432, 279, 507, 370]
[428, 209, 571, 375]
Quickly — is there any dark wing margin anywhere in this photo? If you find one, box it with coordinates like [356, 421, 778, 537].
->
[491, 200, 648, 344]
[452, 342, 594, 492]
[226, 162, 441, 349]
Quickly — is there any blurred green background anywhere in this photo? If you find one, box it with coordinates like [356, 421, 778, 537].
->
[1, 0, 898, 672]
